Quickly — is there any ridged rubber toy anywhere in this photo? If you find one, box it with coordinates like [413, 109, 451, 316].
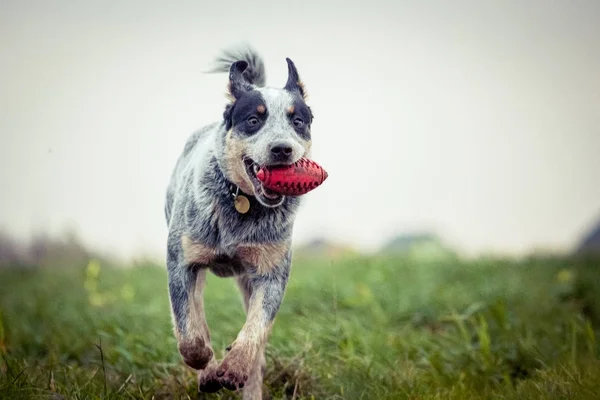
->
[256, 158, 328, 196]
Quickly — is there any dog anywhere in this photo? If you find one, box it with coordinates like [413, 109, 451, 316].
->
[163, 44, 314, 399]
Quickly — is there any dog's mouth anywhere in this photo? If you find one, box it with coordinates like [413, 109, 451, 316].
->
[243, 158, 285, 207]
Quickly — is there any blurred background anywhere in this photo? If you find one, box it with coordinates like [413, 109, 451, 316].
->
[2, 0, 599, 265]
[2, 2, 600, 399]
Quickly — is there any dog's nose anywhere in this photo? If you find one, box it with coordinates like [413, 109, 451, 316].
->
[270, 143, 294, 159]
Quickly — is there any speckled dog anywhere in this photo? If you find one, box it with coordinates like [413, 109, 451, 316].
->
[163, 45, 314, 399]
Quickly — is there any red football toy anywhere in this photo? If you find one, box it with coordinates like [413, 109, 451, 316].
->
[256, 158, 328, 196]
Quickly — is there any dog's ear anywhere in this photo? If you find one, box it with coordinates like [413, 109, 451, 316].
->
[223, 103, 234, 130]
[284, 58, 307, 100]
[228, 60, 253, 100]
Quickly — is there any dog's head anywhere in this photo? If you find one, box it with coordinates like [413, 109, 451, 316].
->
[218, 58, 313, 208]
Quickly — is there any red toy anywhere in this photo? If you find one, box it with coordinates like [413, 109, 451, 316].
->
[256, 157, 328, 196]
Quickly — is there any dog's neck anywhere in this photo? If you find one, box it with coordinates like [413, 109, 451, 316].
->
[207, 157, 250, 199]
[181, 152, 301, 249]
[204, 156, 260, 211]
[201, 156, 301, 219]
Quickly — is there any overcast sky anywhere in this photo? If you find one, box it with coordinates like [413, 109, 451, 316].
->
[1, 0, 599, 261]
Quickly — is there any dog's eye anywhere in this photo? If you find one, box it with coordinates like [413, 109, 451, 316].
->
[247, 116, 259, 126]
[293, 118, 304, 128]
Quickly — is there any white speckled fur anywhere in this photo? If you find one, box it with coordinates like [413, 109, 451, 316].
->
[163, 44, 315, 399]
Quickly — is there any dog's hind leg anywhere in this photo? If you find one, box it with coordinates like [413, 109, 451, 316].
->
[166, 236, 214, 372]
[215, 250, 292, 395]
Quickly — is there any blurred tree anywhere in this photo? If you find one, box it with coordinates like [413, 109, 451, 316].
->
[577, 216, 600, 255]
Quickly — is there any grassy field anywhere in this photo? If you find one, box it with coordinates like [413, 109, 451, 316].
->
[1, 251, 600, 399]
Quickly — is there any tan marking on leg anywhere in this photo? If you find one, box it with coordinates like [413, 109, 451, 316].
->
[216, 287, 273, 391]
[235, 288, 271, 345]
[242, 341, 266, 400]
[176, 270, 214, 370]
[181, 235, 217, 265]
[190, 272, 210, 340]
[224, 130, 255, 195]
[235, 275, 266, 398]
[237, 242, 289, 275]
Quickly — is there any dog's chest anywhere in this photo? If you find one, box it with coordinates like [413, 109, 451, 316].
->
[181, 235, 289, 277]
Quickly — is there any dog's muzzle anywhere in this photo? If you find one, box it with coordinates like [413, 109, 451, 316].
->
[243, 158, 285, 207]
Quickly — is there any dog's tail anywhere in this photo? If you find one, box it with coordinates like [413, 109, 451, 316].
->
[206, 43, 266, 87]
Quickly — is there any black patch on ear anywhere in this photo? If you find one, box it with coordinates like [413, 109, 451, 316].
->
[229, 61, 254, 99]
[283, 58, 306, 98]
[226, 90, 268, 135]
[288, 96, 313, 140]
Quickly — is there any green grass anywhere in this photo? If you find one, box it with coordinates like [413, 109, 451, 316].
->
[1, 252, 600, 399]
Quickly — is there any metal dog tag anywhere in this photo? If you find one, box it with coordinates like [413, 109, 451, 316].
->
[234, 195, 250, 214]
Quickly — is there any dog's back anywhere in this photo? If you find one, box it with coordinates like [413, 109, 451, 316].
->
[164, 122, 216, 226]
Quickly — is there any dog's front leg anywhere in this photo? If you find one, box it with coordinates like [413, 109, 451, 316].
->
[216, 252, 291, 394]
[235, 275, 267, 399]
[166, 236, 214, 372]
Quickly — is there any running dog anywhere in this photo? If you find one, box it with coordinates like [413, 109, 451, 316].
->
[163, 44, 314, 399]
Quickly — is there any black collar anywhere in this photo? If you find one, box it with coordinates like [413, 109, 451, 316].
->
[228, 183, 252, 199]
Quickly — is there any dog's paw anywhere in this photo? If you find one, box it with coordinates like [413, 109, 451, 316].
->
[215, 342, 254, 391]
[178, 336, 213, 370]
[198, 359, 223, 393]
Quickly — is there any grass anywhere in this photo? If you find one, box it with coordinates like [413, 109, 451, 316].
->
[1, 252, 599, 399]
